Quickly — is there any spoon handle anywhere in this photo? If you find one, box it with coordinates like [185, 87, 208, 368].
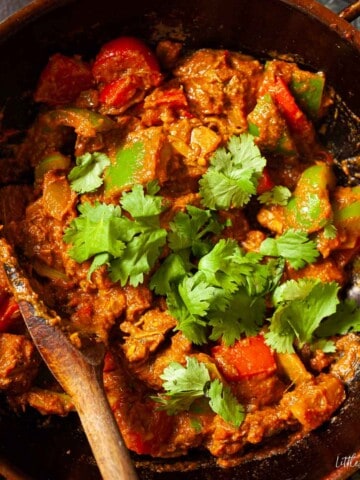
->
[18, 300, 139, 480]
[0, 238, 138, 480]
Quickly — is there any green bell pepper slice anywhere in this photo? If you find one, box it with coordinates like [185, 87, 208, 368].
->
[42, 107, 116, 137]
[35, 152, 71, 180]
[285, 163, 334, 233]
[333, 186, 360, 237]
[290, 73, 325, 119]
[104, 141, 145, 195]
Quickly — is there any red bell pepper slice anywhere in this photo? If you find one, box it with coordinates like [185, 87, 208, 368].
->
[0, 294, 20, 332]
[92, 36, 163, 88]
[272, 75, 314, 136]
[257, 167, 275, 194]
[98, 75, 143, 108]
[211, 335, 277, 382]
[34, 53, 94, 106]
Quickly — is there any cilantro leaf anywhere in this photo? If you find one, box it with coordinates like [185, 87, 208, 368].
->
[153, 357, 244, 427]
[260, 229, 319, 270]
[265, 279, 340, 353]
[68, 152, 110, 193]
[149, 253, 193, 296]
[258, 185, 291, 206]
[161, 357, 210, 393]
[168, 206, 223, 257]
[87, 252, 110, 280]
[63, 184, 167, 286]
[207, 379, 245, 427]
[121, 182, 165, 220]
[198, 239, 255, 292]
[209, 288, 266, 345]
[178, 273, 219, 316]
[310, 338, 336, 353]
[63, 202, 126, 263]
[198, 238, 283, 296]
[199, 133, 266, 210]
[151, 237, 281, 346]
[323, 222, 337, 240]
[110, 228, 167, 286]
[153, 357, 211, 415]
[315, 298, 360, 337]
[167, 273, 221, 345]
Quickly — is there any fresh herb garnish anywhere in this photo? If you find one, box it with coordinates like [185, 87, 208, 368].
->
[323, 222, 337, 240]
[151, 238, 282, 345]
[68, 151, 111, 193]
[199, 133, 266, 210]
[315, 298, 360, 337]
[258, 185, 291, 206]
[259, 229, 319, 270]
[265, 278, 340, 353]
[63, 182, 167, 286]
[153, 356, 245, 427]
[168, 205, 224, 258]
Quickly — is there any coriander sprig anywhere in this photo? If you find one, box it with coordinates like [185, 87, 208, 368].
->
[63, 182, 167, 286]
[153, 356, 245, 428]
[199, 133, 266, 210]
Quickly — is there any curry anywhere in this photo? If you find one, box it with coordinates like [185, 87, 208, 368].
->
[0, 36, 360, 468]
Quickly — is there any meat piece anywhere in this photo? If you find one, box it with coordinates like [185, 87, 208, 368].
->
[156, 40, 183, 70]
[121, 308, 176, 363]
[280, 373, 345, 431]
[231, 373, 286, 412]
[8, 387, 74, 415]
[68, 284, 126, 342]
[103, 351, 175, 456]
[0, 333, 40, 393]
[128, 332, 193, 390]
[174, 49, 263, 133]
[331, 333, 360, 382]
[286, 258, 346, 285]
[123, 284, 152, 322]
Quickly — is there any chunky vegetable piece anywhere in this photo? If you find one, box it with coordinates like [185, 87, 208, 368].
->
[93, 36, 162, 108]
[34, 53, 94, 105]
[2, 38, 360, 467]
[212, 335, 277, 381]
[285, 163, 334, 233]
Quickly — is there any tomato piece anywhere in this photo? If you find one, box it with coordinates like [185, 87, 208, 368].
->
[92, 36, 162, 88]
[34, 53, 94, 106]
[272, 75, 314, 136]
[257, 168, 275, 194]
[211, 335, 277, 382]
[0, 294, 20, 332]
[98, 75, 143, 108]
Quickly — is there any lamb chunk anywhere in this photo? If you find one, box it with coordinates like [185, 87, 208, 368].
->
[280, 373, 345, 431]
[174, 49, 263, 132]
[128, 332, 192, 390]
[123, 284, 152, 322]
[8, 387, 74, 416]
[121, 308, 176, 363]
[0, 333, 40, 393]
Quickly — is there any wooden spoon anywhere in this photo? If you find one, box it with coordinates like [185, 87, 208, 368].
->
[0, 238, 138, 480]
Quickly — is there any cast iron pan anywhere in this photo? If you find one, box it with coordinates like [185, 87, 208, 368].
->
[0, 1, 360, 479]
